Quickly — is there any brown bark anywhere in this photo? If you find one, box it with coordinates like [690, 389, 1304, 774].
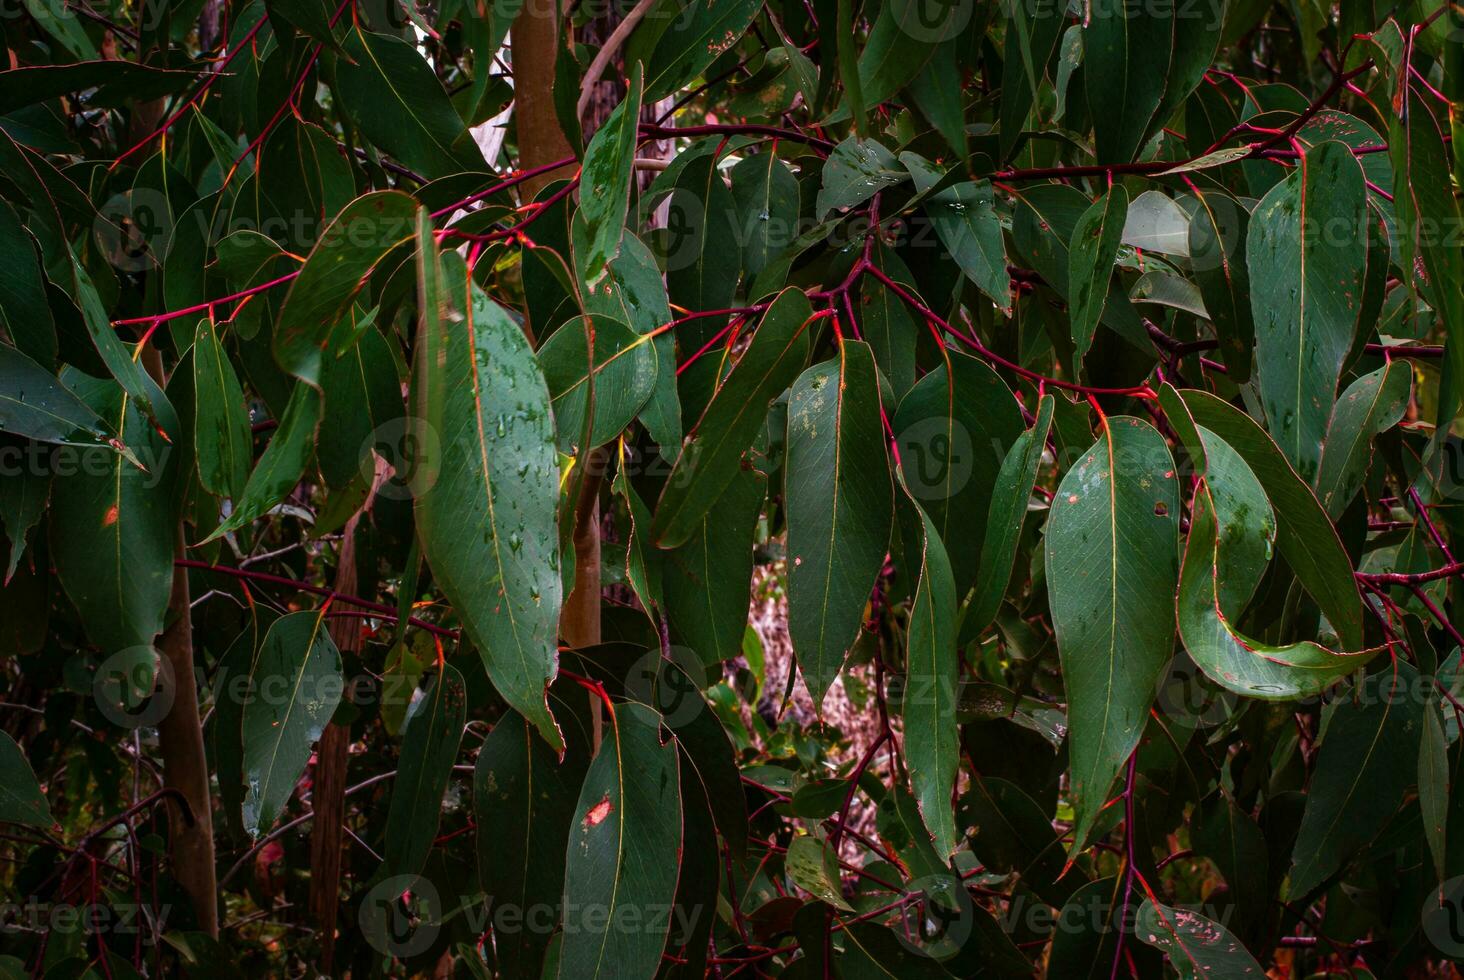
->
[511, 1, 574, 199]
[141, 349, 218, 937]
[309, 512, 366, 975]
[155, 527, 218, 935]
[562, 449, 608, 650]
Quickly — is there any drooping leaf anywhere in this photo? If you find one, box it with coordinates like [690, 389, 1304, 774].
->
[967, 393, 1054, 638]
[1314, 361, 1411, 518]
[384, 664, 466, 879]
[50, 370, 177, 653]
[559, 701, 682, 978]
[786, 340, 893, 705]
[411, 222, 563, 751]
[1248, 139, 1368, 482]
[1177, 428, 1379, 698]
[1188, 187, 1256, 382]
[204, 382, 322, 541]
[1391, 84, 1464, 422]
[1288, 662, 1425, 899]
[893, 349, 1024, 594]
[1068, 185, 1129, 369]
[69, 251, 158, 426]
[1045, 416, 1178, 851]
[1178, 388, 1366, 648]
[578, 67, 643, 284]
[664, 152, 741, 345]
[241, 609, 343, 837]
[192, 319, 252, 501]
[0, 731, 52, 828]
[475, 702, 591, 980]
[904, 156, 1011, 314]
[1084, 0, 1173, 162]
[652, 288, 812, 548]
[663, 459, 766, 668]
[272, 190, 418, 385]
[899, 485, 961, 859]
[0, 465, 47, 583]
[336, 29, 487, 179]
[0, 200, 56, 366]
[316, 323, 405, 490]
[730, 151, 801, 280]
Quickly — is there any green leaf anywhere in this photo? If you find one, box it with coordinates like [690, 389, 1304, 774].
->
[999, 0, 1066, 160]
[817, 137, 906, 219]
[665, 152, 741, 345]
[0, 200, 55, 366]
[893, 349, 1024, 594]
[475, 705, 591, 980]
[241, 609, 344, 837]
[1314, 361, 1410, 518]
[1177, 428, 1379, 699]
[785, 834, 852, 909]
[964, 776, 1089, 907]
[1068, 185, 1129, 369]
[1248, 140, 1368, 482]
[899, 485, 961, 859]
[50, 370, 177, 653]
[579, 67, 643, 285]
[0, 731, 52, 828]
[1288, 662, 1425, 899]
[730, 151, 801, 280]
[967, 393, 1054, 639]
[559, 701, 683, 977]
[1177, 388, 1366, 649]
[904, 160, 1011, 314]
[411, 223, 563, 751]
[1135, 900, 1265, 978]
[204, 382, 322, 541]
[192, 320, 252, 501]
[1084, 0, 1173, 162]
[69, 252, 158, 427]
[538, 315, 657, 453]
[317, 324, 405, 490]
[642, 0, 762, 100]
[583, 232, 682, 454]
[336, 29, 486, 179]
[0, 344, 115, 448]
[652, 288, 812, 548]
[0, 60, 201, 115]
[0, 465, 47, 583]
[1391, 84, 1464, 422]
[786, 340, 893, 705]
[664, 460, 765, 668]
[273, 190, 418, 385]
[1188, 188, 1256, 382]
[1045, 417, 1178, 851]
[384, 664, 466, 878]
[1420, 701, 1450, 880]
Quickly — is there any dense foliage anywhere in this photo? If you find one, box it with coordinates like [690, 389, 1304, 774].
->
[2, 0, 1464, 975]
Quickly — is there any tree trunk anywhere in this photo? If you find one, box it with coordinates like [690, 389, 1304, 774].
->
[141, 346, 217, 937]
[309, 514, 365, 975]
[511, 3, 574, 200]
